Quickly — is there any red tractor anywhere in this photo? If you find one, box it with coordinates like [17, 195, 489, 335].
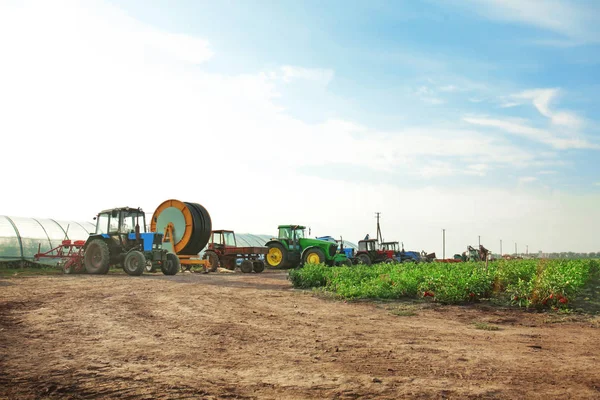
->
[202, 230, 267, 273]
[354, 238, 395, 265]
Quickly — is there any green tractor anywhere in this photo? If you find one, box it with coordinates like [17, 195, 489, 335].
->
[265, 225, 351, 268]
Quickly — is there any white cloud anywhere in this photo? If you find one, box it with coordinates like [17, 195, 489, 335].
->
[465, 164, 489, 177]
[463, 117, 598, 150]
[519, 176, 538, 184]
[280, 65, 334, 85]
[512, 88, 583, 129]
[461, 0, 600, 45]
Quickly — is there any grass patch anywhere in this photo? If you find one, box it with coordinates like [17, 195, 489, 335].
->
[389, 308, 417, 317]
[0, 265, 62, 277]
[473, 322, 501, 331]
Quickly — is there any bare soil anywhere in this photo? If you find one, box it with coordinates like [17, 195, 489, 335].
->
[0, 270, 599, 399]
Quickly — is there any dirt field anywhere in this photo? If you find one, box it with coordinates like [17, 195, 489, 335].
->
[1, 270, 599, 399]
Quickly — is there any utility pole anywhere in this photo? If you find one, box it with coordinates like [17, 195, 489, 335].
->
[526, 245, 528, 255]
[515, 243, 517, 256]
[442, 229, 446, 259]
[500, 239, 502, 256]
[375, 212, 382, 246]
[478, 235, 481, 246]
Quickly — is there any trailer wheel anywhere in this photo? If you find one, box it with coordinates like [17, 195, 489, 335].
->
[240, 260, 253, 273]
[203, 251, 220, 272]
[266, 242, 288, 268]
[253, 260, 265, 273]
[123, 251, 145, 276]
[357, 254, 372, 266]
[84, 239, 110, 274]
[341, 259, 353, 267]
[161, 252, 180, 275]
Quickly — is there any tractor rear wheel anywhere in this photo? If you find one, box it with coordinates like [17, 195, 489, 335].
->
[253, 259, 265, 273]
[123, 251, 145, 276]
[240, 260, 253, 273]
[357, 253, 372, 266]
[222, 257, 236, 271]
[341, 258, 353, 267]
[161, 252, 180, 275]
[84, 239, 110, 274]
[302, 248, 326, 265]
[266, 242, 288, 268]
[203, 251, 220, 272]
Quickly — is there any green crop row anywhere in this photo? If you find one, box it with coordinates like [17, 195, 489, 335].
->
[288, 259, 599, 308]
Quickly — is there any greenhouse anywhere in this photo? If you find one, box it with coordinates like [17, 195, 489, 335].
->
[0, 216, 95, 264]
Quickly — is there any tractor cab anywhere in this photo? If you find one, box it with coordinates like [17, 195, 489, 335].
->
[95, 207, 146, 235]
[358, 239, 378, 252]
[277, 225, 305, 251]
[208, 230, 237, 250]
[91, 207, 162, 254]
[381, 241, 400, 252]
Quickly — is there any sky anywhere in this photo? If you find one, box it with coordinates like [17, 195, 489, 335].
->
[1, 0, 599, 255]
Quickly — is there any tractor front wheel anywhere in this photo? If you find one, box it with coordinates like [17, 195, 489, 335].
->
[341, 258, 353, 267]
[240, 260, 253, 273]
[266, 243, 288, 268]
[84, 239, 110, 274]
[123, 251, 145, 276]
[203, 251, 220, 272]
[357, 254, 372, 266]
[161, 252, 180, 275]
[302, 248, 326, 265]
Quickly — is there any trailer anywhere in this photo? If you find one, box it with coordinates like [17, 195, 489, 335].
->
[203, 230, 267, 273]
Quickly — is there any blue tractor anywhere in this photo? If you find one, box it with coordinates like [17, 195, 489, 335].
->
[83, 207, 180, 276]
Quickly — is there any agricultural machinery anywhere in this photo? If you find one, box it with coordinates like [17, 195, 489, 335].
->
[150, 199, 212, 271]
[354, 239, 395, 265]
[265, 225, 351, 268]
[316, 236, 355, 259]
[203, 230, 267, 273]
[35, 207, 180, 276]
[381, 241, 420, 263]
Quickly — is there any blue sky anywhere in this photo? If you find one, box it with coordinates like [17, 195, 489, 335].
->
[109, 0, 600, 191]
[1, 0, 599, 253]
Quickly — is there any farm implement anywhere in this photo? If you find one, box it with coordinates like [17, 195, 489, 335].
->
[150, 199, 212, 272]
[203, 230, 267, 273]
[35, 207, 180, 276]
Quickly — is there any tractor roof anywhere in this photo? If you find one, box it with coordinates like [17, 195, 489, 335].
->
[212, 230, 234, 234]
[277, 225, 306, 229]
[359, 238, 379, 243]
[382, 241, 399, 245]
[98, 207, 144, 214]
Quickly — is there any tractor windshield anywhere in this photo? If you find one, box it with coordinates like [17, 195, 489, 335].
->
[121, 211, 146, 234]
[95, 213, 110, 234]
[382, 243, 398, 252]
[293, 228, 305, 239]
[223, 231, 236, 246]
